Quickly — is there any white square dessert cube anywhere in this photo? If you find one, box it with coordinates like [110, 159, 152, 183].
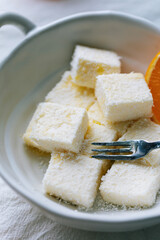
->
[88, 101, 134, 138]
[88, 102, 106, 125]
[45, 71, 95, 110]
[43, 151, 110, 208]
[23, 102, 88, 153]
[96, 73, 153, 122]
[100, 161, 160, 207]
[71, 45, 121, 88]
[81, 121, 117, 156]
[119, 118, 160, 166]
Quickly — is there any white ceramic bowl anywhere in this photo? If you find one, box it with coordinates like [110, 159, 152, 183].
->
[1, 11, 160, 232]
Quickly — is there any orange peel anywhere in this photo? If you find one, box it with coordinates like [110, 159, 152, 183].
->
[145, 52, 160, 124]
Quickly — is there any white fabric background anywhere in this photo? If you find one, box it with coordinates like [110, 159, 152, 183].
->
[1, 0, 160, 239]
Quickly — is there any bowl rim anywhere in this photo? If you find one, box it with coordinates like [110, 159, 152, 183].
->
[1, 10, 160, 225]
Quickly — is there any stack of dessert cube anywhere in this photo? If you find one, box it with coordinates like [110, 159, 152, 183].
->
[23, 45, 160, 208]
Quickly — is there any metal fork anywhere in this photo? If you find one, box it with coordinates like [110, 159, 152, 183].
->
[91, 140, 160, 160]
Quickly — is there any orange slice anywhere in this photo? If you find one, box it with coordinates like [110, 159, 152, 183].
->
[145, 52, 160, 124]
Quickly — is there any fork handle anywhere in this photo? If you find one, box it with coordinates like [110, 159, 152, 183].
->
[150, 141, 160, 149]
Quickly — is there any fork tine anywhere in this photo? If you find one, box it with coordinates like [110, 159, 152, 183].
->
[92, 154, 136, 160]
[91, 141, 132, 147]
[91, 148, 133, 153]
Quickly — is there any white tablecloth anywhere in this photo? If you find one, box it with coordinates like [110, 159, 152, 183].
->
[1, 0, 160, 239]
